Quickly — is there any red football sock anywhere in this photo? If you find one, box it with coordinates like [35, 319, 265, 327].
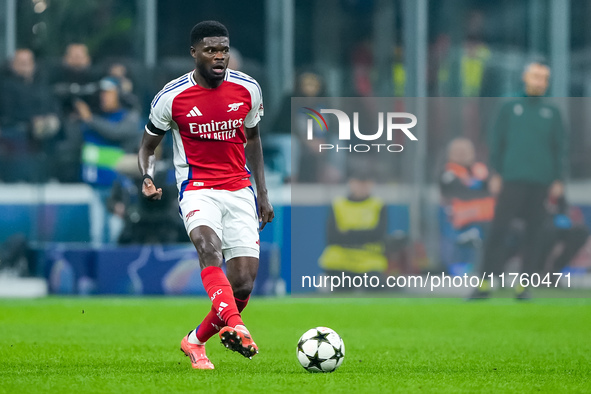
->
[195, 295, 250, 343]
[200, 266, 243, 328]
[234, 295, 250, 312]
[195, 309, 224, 343]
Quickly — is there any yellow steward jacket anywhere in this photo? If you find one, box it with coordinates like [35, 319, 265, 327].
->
[319, 196, 388, 273]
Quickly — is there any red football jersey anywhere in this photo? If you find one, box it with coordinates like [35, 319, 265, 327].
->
[147, 69, 263, 199]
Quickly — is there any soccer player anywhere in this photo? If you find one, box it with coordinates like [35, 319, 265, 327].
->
[138, 21, 274, 369]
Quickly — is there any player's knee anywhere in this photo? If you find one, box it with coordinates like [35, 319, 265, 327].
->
[193, 237, 223, 267]
[233, 285, 253, 300]
[231, 278, 255, 300]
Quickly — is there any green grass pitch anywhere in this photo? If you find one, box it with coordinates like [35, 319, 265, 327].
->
[1, 297, 590, 393]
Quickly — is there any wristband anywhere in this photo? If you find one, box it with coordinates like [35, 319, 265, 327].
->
[142, 174, 154, 183]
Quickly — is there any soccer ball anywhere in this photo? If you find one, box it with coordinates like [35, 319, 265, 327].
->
[296, 327, 345, 373]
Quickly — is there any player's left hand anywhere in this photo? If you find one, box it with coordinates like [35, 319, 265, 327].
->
[257, 192, 274, 231]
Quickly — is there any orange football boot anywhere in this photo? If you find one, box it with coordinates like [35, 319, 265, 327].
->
[180, 333, 215, 370]
[219, 325, 258, 359]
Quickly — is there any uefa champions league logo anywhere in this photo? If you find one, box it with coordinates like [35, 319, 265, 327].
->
[304, 107, 418, 153]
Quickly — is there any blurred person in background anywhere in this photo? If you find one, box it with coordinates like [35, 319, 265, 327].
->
[498, 195, 589, 287]
[433, 10, 493, 153]
[107, 62, 141, 110]
[538, 197, 589, 281]
[440, 138, 495, 228]
[318, 166, 388, 290]
[273, 71, 342, 183]
[350, 37, 374, 97]
[272, 70, 324, 133]
[471, 62, 567, 300]
[74, 77, 141, 245]
[52, 43, 99, 109]
[392, 46, 406, 97]
[51, 43, 100, 182]
[108, 62, 134, 96]
[436, 10, 492, 97]
[439, 138, 495, 276]
[530, 196, 588, 285]
[0, 48, 60, 182]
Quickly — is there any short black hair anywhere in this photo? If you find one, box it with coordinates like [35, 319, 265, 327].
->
[190, 21, 229, 46]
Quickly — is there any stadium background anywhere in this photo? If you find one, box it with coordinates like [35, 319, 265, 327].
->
[1, 1, 590, 392]
[1, 0, 590, 296]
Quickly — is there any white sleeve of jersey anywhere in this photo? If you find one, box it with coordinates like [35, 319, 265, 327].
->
[244, 85, 264, 129]
[149, 92, 173, 132]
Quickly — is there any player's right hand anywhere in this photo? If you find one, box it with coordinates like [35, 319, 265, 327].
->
[142, 178, 163, 200]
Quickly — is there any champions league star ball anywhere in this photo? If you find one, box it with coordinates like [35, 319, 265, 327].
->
[296, 327, 345, 373]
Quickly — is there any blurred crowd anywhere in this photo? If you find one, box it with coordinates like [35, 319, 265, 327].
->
[0, 44, 185, 244]
[0, 44, 141, 183]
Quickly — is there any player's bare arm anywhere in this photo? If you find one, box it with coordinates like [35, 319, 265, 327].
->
[138, 128, 164, 200]
[245, 124, 274, 229]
